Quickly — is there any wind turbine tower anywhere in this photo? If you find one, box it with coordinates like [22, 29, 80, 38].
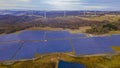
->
[44, 10, 47, 18]
[94, 10, 97, 16]
[84, 9, 86, 16]
[64, 10, 66, 17]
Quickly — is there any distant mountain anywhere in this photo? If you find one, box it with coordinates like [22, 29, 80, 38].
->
[0, 10, 119, 17]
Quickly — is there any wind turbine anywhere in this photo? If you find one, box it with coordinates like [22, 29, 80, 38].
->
[84, 9, 86, 16]
[44, 10, 47, 18]
[31, 10, 36, 28]
[64, 10, 66, 17]
[94, 10, 97, 16]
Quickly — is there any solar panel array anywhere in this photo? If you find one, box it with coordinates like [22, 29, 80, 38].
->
[19, 30, 45, 41]
[0, 34, 20, 42]
[37, 40, 72, 54]
[13, 40, 72, 60]
[0, 30, 120, 61]
[0, 42, 21, 61]
[45, 31, 71, 40]
[72, 38, 114, 55]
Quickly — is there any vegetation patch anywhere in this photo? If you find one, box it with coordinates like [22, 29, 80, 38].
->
[81, 15, 120, 22]
[111, 46, 120, 52]
[67, 26, 91, 34]
[86, 22, 120, 34]
[109, 31, 120, 35]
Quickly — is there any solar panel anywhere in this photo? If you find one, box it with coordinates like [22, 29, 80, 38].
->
[12, 42, 38, 60]
[37, 40, 72, 54]
[0, 34, 20, 42]
[72, 38, 114, 55]
[0, 42, 21, 61]
[1, 30, 120, 61]
[109, 35, 120, 46]
[75, 47, 113, 55]
[93, 36, 120, 46]
[89, 37, 111, 47]
[0, 35, 4, 42]
[19, 30, 45, 41]
[45, 31, 71, 40]
[72, 38, 101, 47]
[58, 60, 85, 68]
[13, 40, 72, 60]
[3, 34, 20, 41]
[70, 34, 87, 39]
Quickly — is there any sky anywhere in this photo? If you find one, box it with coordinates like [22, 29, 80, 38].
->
[0, 0, 120, 10]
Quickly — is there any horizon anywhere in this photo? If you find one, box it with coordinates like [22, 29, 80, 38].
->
[0, 9, 120, 11]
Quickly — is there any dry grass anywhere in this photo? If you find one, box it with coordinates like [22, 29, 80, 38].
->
[111, 46, 120, 52]
[27, 27, 64, 31]
[80, 15, 120, 22]
[109, 31, 120, 35]
[13, 31, 22, 34]
[66, 26, 91, 34]
[27, 26, 91, 34]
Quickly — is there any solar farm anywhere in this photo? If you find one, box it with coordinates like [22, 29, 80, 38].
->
[0, 30, 120, 61]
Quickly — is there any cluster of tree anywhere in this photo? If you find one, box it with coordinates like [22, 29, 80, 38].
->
[86, 20, 120, 34]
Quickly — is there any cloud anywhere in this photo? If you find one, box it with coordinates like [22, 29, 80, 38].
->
[44, 0, 86, 10]
[20, 0, 30, 2]
[83, 6, 108, 10]
[0, 0, 119, 10]
[45, 0, 85, 5]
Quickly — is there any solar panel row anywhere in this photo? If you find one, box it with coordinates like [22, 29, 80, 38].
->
[0, 34, 20, 42]
[72, 38, 114, 55]
[45, 31, 71, 40]
[0, 42, 22, 61]
[0, 30, 87, 42]
[19, 30, 45, 41]
[13, 40, 72, 60]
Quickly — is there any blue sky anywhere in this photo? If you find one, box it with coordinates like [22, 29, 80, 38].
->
[0, 0, 120, 10]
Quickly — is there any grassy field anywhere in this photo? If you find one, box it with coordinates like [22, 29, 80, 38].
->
[27, 26, 91, 34]
[28, 27, 64, 31]
[67, 26, 91, 34]
[80, 15, 120, 22]
[109, 31, 120, 35]
[0, 53, 120, 68]
[111, 46, 120, 52]
[13, 31, 22, 34]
